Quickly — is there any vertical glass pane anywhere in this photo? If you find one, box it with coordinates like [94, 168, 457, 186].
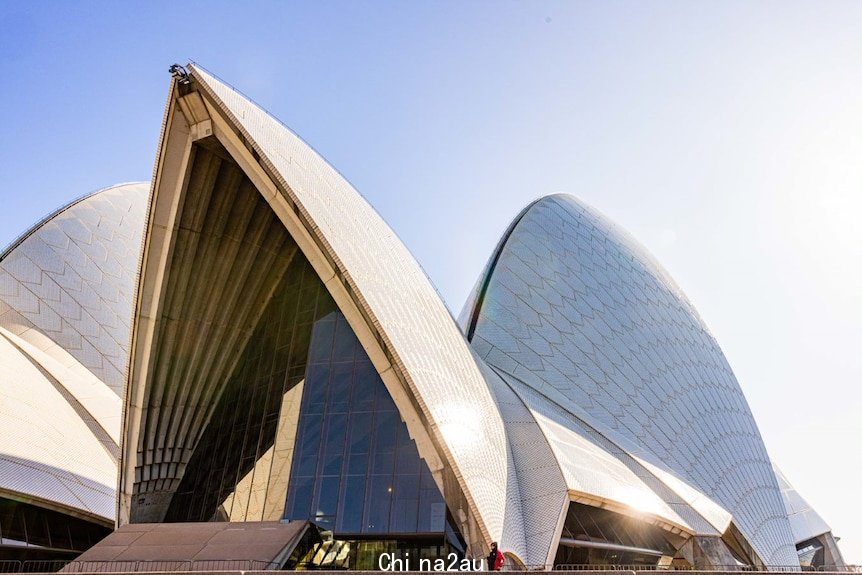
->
[282, 309, 452, 538]
[46, 514, 72, 549]
[0, 498, 109, 552]
[418, 469, 446, 532]
[304, 364, 330, 414]
[5, 503, 25, 544]
[374, 411, 398, 452]
[373, 378, 397, 412]
[324, 413, 348, 453]
[328, 362, 353, 413]
[348, 412, 372, 454]
[390, 474, 420, 532]
[366, 475, 393, 533]
[395, 428, 421, 475]
[337, 476, 367, 533]
[296, 415, 322, 476]
[310, 317, 335, 363]
[288, 476, 314, 519]
[352, 361, 376, 411]
[372, 450, 395, 476]
[347, 452, 369, 476]
[332, 316, 357, 362]
[315, 476, 341, 519]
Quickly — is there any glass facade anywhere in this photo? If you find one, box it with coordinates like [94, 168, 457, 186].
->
[283, 311, 447, 534]
[165, 252, 332, 523]
[0, 498, 109, 560]
[164, 245, 461, 557]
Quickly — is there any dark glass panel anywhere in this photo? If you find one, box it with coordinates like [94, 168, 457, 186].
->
[315, 476, 341, 519]
[337, 476, 367, 533]
[553, 502, 677, 567]
[418, 469, 446, 532]
[332, 316, 357, 362]
[323, 413, 348, 455]
[374, 411, 398, 452]
[22, 505, 51, 547]
[347, 412, 372, 454]
[328, 363, 353, 413]
[319, 451, 340, 477]
[373, 378, 397, 412]
[371, 450, 395, 476]
[298, 413, 323, 453]
[309, 317, 335, 363]
[347, 452, 369, 476]
[0, 499, 26, 545]
[395, 429, 421, 476]
[366, 475, 393, 533]
[288, 476, 314, 520]
[296, 452, 319, 478]
[46, 516, 72, 550]
[352, 361, 376, 411]
[390, 474, 420, 532]
[304, 364, 330, 415]
[283, 310, 459, 538]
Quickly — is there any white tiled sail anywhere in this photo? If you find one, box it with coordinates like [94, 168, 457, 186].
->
[464, 194, 799, 566]
[190, 65, 511, 546]
[0, 183, 148, 523]
[773, 464, 832, 545]
[0, 331, 116, 520]
[0, 183, 149, 396]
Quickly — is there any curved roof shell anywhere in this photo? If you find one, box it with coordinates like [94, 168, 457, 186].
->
[0, 329, 116, 522]
[0, 183, 149, 396]
[0, 183, 149, 523]
[773, 464, 832, 545]
[121, 67, 510, 554]
[463, 194, 799, 566]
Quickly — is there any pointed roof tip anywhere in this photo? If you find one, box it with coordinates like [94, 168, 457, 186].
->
[168, 63, 191, 85]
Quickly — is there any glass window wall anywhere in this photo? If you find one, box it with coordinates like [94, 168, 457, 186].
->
[163, 244, 459, 546]
[283, 311, 447, 535]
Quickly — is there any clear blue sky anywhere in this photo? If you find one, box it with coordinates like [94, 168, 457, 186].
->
[2, 0, 860, 564]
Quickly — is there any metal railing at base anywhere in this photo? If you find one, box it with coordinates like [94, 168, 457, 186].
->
[548, 566, 861, 573]
[65, 560, 279, 573]
[0, 559, 858, 573]
[0, 560, 279, 573]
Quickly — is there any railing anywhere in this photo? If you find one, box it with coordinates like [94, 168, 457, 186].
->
[0, 559, 858, 573]
[68, 560, 279, 572]
[0, 562, 71, 574]
[548, 566, 860, 573]
[0, 560, 279, 573]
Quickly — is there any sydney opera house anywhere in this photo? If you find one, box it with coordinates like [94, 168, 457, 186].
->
[0, 64, 847, 571]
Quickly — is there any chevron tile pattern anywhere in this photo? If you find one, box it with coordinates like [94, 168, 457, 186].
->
[467, 194, 799, 566]
[0, 183, 148, 396]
